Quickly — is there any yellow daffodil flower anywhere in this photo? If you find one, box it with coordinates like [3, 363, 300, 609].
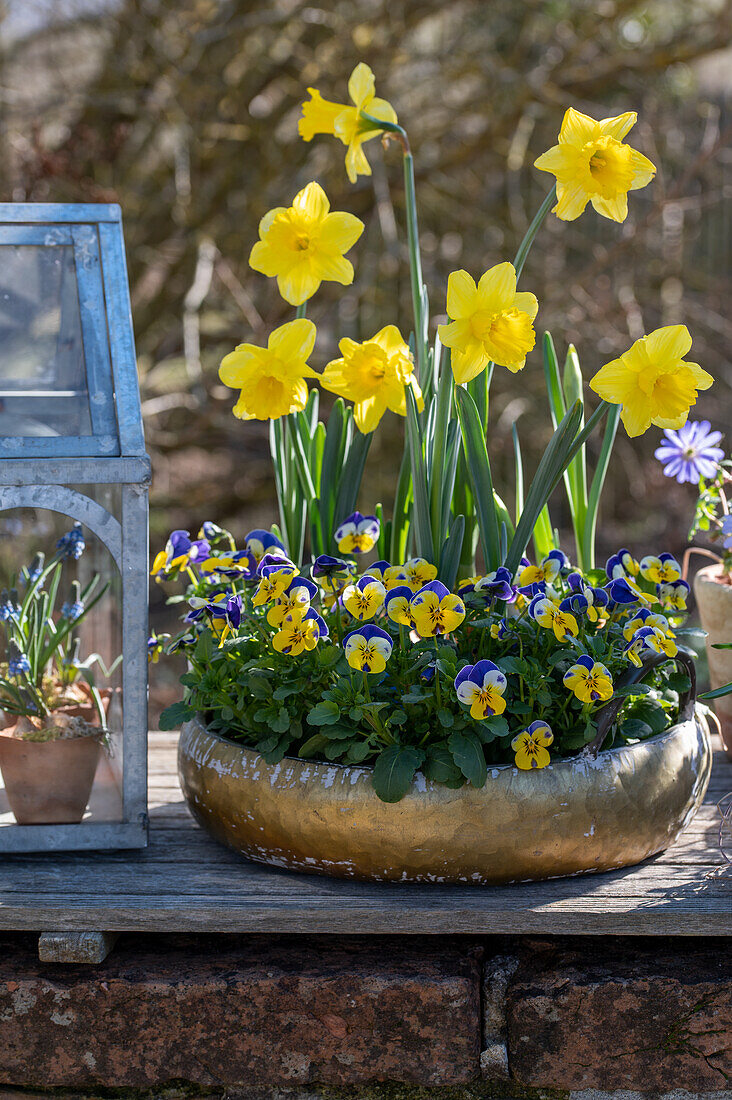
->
[219, 319, 318, 422]
[511, 721, 553, 770]
[563, 656, 614, 704]
[249, 182, 364, 306]
[590, 325, 713, 438]
[437, 263, 538, 383]
[299, 63, 398, 183]
[320, 325, 423, 434]
[534, 108, 656, 222]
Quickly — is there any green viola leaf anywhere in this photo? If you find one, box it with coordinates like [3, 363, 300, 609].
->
[306, 700, 341, 726]
[448, 729, 487, 788]
[371, 745, 425, 803]
[158, 700, 195, 731]
[423, 746, 464, 786]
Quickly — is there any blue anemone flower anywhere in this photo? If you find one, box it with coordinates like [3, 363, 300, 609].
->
[655, 420, 724, 485]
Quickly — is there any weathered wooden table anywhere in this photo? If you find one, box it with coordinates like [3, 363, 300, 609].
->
[0, 733, 730, 943]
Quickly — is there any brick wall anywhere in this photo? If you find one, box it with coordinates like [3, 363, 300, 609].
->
[0, 933, 729, 1096]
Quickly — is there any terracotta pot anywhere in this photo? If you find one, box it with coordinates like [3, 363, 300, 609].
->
[693, 563, 732, 757]
[0, 732, 102, 825]
[178, 707, 711, 885]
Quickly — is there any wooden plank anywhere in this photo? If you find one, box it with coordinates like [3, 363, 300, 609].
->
[0, 733, 728, 937]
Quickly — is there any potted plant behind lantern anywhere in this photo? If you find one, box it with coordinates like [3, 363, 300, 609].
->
[154, 67, 723, 884]
[0, 524, 121, 825]
[653, 423, 732, 757]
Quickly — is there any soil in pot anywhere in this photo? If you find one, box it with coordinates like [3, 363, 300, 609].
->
[693, 564, 732, 757]
[0, 714, 105, 825]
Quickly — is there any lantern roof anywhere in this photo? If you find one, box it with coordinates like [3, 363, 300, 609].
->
[0, 204, 145, 460]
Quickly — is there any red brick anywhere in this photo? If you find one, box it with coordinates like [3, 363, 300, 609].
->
[0, 934, 481, 1089]
[507, 939, 732, 1091]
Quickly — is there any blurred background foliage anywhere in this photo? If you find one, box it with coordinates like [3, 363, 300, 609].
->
[2, 0, 731, 709]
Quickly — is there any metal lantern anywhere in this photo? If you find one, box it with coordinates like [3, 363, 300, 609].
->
[0, 204, 149, 852]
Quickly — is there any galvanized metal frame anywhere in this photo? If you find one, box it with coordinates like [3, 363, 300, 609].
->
[0, 204, 149, 852]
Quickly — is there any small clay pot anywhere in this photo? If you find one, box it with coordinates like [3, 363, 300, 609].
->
[693, 563, 732, 757]
[0, 732, 102, 825]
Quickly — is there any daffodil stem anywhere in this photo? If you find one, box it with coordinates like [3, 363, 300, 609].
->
[295, 302, 307, 319]
[513, 185, 557, 281]
[402, 150, 428, 383]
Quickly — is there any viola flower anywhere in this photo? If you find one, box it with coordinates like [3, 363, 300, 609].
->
[563, 655, 613, 703]
[147, 632, 171, 665]
[402, 558, 438, 593]
[590, 325, 713, 438]
[519, 550, 568, 587]
[200, 549, 257, 581]
[639, 553, 681, 585]
[534, 108, 655, 222]
[335, 511, 380, 554]
[605, 575, 651, 607]
[437, 263, 539, 383]
[363, 560, 392, 583]
[56, 523, 85, 561]
[321, 326, 423, 434]
[342, 575, 386, 621]
[655, 420, 724, 485]
[199, 592, 243, 644]
[529, 596, 578, 642]
[273, 609, 328, 657]
[7, 642, 30, 679]
[383, 564, 410, 590]
[151, 529, 211, 579]
[606, 548, 640, 580]
[562, 572, 610, 623]
[512, 721, 554, 770]
[343, 623, 393, 673]
[249, 182, 364, 306]
[312, 554, 353, 581]
[454, 659, 507, 720]
[299, 63, 398, 183]
[410, 581, 466, 637]
[267, 577, 319, 628]
[384, 584, 414, 627]
[623, 608, 672, 642]
[474, 567, 517, 603]
[219, 319, 318, 422]
[625, 625, 677, 667]
[245, 529, 286, 565]
[656, 579, 690, 611]
[457, 575, 483, 596]
[252, 563, 299, 606]
[490, 618, 510, 640]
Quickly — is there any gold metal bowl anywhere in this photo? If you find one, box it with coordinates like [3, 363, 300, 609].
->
[178, 708, 712, 884]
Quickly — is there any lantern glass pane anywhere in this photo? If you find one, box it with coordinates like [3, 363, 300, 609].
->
[0, 244, 94, 438]
[0, 502, 124, 829]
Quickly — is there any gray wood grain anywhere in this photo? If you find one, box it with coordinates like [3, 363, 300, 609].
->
[0, 732, 729, 936]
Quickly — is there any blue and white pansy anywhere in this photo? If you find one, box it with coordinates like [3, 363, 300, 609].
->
[474, 566, 517, 603]
[606, 548, 640, 579]
[244, 529, 287, 565]
[151, 528, 211, 578]
[343, 624, 393, 673]
[656, 578, 690, 611]
[267, 576, 319, 627]
[518, 550, 568, 587]
[560, 572, 610, 623]
[454, 660, 507, 720]
[342, 575, 386, 620]
[335, 512, 380, 554]
[639, 553, 681, 585]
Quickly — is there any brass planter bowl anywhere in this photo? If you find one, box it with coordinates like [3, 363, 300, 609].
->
[178, 708, 712, 884]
